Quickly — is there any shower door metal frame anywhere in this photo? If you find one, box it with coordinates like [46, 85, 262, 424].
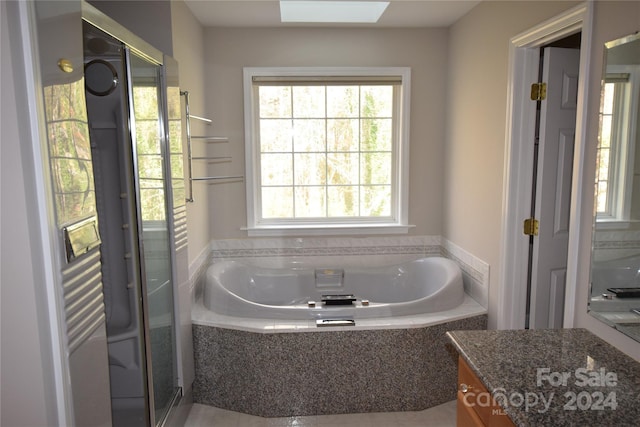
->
[82, 3, 183, 426]
[123, 46, 181, 427]
[122, 45, 158, 426]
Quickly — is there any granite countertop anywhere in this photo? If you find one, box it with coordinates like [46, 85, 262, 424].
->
[446, 328, 640, 427]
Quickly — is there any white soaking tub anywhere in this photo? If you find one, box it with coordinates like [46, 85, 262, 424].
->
[202, 257, 465, 321]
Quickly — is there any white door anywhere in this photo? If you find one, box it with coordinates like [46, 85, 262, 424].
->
[529, 47, 580, 329]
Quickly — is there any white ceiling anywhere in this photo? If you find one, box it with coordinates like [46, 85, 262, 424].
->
[184, 0, 481, 28]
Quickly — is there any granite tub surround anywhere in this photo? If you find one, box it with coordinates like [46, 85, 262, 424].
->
[446, 329, 640, 426]
[192, 315, 487, 417]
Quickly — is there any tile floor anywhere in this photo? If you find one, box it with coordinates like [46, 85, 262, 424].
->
[184, 400, 456, 427]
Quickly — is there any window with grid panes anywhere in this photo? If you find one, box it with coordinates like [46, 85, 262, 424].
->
[243, 68, 411, 235]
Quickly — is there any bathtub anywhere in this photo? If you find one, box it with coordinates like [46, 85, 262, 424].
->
[203, 257, 465, 321]
[192, 256, 486, 415]
[589, 256, 640, 315]
[192, 256, 486, 416]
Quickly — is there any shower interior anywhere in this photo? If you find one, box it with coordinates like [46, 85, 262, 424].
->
[82, 22, 180, 426]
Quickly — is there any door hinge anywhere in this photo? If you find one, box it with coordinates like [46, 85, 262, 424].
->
[530, 82, 547, 101]
[523, 218, 539, 236]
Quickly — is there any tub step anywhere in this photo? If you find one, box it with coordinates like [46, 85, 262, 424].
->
[316, 318, 356, 327]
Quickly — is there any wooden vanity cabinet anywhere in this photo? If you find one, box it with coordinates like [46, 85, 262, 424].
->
[456, 357, 515, 427]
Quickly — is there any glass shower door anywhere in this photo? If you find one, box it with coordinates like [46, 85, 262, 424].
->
[126, 49, 179, 426]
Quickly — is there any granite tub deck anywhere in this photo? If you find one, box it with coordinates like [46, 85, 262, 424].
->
[192, 314, 487, 417]
[447, 329, 640, 427]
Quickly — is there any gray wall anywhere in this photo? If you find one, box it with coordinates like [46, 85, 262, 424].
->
[444, 0, 581, 329]
[202, 27, 448, 239]
[88, 0, 173, 55]
[171, 0, 211, 268]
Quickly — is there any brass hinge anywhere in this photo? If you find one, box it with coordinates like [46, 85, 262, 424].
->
[530, 82, 547, 101]
[523, 218, 539, 236]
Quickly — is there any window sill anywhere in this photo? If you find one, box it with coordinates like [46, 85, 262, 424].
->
[242, 224, 415, 237]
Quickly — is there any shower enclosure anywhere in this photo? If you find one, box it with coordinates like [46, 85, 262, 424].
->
[82, 17, 184, 426]
[30, 1, 187, 423]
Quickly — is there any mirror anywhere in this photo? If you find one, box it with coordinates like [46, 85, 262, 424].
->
[589, 32, 640, 342]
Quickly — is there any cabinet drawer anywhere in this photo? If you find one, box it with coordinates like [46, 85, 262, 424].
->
[457, 357, 514, 427]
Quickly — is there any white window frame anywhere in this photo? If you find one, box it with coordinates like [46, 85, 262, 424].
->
[242, 67, 412, 236]
[596, 65, 640, 226]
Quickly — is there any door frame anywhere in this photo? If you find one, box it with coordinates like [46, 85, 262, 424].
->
[498, 2, 593, 329]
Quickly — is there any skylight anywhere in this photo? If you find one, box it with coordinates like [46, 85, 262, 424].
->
[280, 1, 390, 24]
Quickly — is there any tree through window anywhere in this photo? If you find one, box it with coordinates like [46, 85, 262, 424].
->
[244, 68, 411, 235]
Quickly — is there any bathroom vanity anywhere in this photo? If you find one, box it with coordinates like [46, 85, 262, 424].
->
[447, 329, 640, 426]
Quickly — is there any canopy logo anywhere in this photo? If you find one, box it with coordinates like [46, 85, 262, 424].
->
[461, 367, 619, 414]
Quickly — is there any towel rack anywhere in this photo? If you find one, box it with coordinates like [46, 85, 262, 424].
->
[180, 90, 243, 203]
